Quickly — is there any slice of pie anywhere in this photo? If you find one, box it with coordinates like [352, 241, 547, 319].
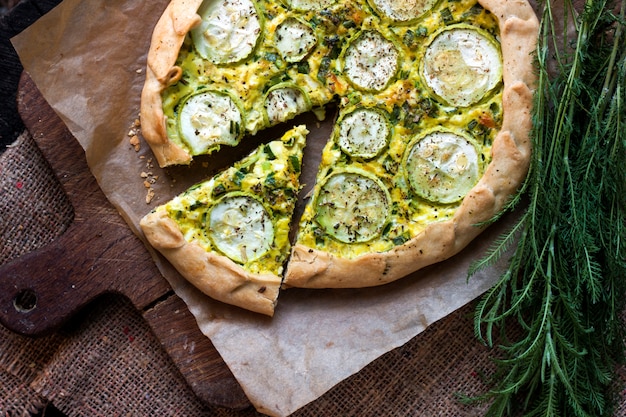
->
[140, 125, 308, 316]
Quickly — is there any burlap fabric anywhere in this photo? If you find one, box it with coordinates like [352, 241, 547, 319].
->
[1, 135, 625, 415]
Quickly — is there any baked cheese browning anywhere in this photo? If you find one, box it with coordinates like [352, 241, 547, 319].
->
[421, 25, 502, 107]
[191, 0, 262, 64]
[404, 129, 481, 204]
[178, 90, 244, 154]
[336, 106, 391, 159]
[314, 169, 391, 244]
[342, 30, 400, 92]
[367, 0, 438, 23]
[209, 194, 274, 263]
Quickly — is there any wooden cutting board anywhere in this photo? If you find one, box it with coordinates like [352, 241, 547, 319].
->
[0, 72, 250, 410]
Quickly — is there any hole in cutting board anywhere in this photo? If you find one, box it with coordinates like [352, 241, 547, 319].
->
[13, 288, 37, 313]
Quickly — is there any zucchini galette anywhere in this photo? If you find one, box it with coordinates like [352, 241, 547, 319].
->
[140, 0, 539, 314]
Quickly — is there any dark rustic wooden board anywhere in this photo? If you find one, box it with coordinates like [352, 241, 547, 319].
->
[0, 72, 249, 409]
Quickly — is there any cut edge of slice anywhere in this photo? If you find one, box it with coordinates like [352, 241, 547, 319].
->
[263, 83, 312, 126]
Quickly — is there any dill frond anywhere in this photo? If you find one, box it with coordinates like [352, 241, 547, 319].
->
[467, 0, 626, 415]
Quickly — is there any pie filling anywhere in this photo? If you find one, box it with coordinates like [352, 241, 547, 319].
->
[161, 0, 503, 263]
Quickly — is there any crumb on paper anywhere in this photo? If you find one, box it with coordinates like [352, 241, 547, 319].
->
[127, 116, 142, 151]
[129, 135, 140, 151]
[141, 157, 161, 204]
[145, 188, 155, 204]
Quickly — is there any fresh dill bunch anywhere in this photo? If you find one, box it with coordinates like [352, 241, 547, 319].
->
[466, 0, 626, 416]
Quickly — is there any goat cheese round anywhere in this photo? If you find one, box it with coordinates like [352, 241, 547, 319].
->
[343, 30, 399, 92]
[421, 25, 502, 107]
[209, 194, 274, 264]
[178, 91, 243, 155]
[404, 129, 480, 204]
[191, 0, 262, 65]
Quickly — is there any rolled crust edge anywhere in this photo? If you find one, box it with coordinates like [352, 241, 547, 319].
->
[139, 0, 204, 167]
[140, 209, 280, 316]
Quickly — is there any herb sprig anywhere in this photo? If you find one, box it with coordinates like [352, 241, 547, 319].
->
[467, 0, 626, 415]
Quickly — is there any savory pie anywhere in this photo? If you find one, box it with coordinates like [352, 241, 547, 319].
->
[140, 0, 539, 314]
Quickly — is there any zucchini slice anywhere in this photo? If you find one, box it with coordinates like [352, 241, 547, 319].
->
[342, 30, 399, 92]
[274, 17, 317, 63]
[191, 0, 262, 65]
[404, 129, 480, 204]
[368, 0, 438, 23]
[336, 107, 391, 159]
[209, 193, 274, 264]
[314, 169, 391, 243]
[178, 90, 244, 155]
[421, 25, 502, 107]
[264, 84, 311, 125]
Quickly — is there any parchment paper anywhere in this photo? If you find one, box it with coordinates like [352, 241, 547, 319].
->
[11, 1, 519, 415]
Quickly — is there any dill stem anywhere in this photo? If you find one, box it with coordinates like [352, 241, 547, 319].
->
[469, 0, 626, 415]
